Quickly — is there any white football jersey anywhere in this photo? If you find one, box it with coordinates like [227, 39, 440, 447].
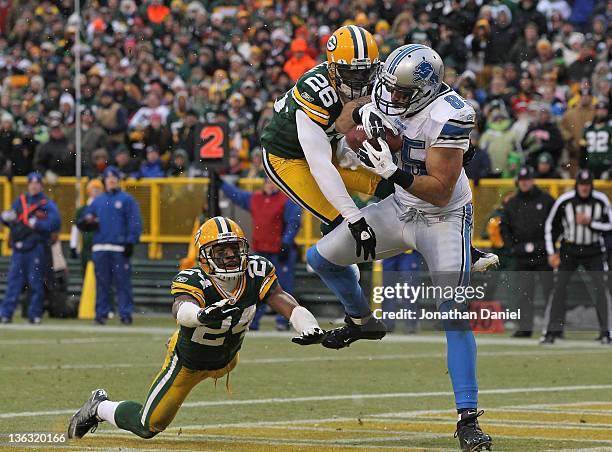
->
[380, 84, 475, 214]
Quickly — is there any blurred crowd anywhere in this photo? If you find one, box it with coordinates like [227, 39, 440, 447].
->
[0, 0, 609, 184]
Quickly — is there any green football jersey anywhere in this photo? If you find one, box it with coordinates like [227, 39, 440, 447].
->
[260, 62, 344, 159]
[169, 255, 278, 371]
[583, 120, 612, 169]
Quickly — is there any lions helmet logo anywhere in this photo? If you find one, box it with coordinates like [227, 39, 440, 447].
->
[414, 61, 439, 85]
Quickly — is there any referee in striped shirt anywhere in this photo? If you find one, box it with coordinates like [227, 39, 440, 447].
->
[542, 169, 612, 344]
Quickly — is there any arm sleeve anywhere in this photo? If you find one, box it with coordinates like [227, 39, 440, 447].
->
[126, 196, 143, 244]
[544, 197, 565, 255]
[590, 195, 612, 232]
[296, 109, 362, 223]
[282, 200, 302, 244]
[220, 181, 252, 211]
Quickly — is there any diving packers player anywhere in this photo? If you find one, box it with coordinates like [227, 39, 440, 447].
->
[261, 25, 391, 256]
[68, 216, 325, 440]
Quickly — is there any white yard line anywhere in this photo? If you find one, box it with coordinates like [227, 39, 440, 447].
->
[1, 348, 609, 372]
[3, 384, 612, 419]
[1, 323, 609, 348]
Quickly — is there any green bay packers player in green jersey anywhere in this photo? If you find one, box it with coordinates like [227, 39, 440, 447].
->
[261, 25, 389, 255]
[68, 216, 325, 440]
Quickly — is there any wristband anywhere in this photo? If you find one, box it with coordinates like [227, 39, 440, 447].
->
[289, 306, 320, 335]
[351, 106, 362, 125]
[388, 168, 415, 190]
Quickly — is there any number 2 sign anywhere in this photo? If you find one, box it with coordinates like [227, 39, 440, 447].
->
[198, 123, 229, 168]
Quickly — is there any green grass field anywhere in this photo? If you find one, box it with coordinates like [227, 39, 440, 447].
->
[1, 316, 612, 451]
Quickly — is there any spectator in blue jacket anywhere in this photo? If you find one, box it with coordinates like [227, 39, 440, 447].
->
[220, 175, 301, 330]
[78, 166, 143, 325]
[133, 146, 165, 179]
[0, 172, 60, 324]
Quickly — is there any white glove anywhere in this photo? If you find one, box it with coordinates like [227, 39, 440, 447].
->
[359, 137, 398, 179]
[359, 102, 399, 139]
[28, 216, 37, 228]
[1, 209, 17, 223]
[336, 139, 361, 170]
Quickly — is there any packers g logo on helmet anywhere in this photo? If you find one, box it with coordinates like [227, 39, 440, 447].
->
[195, 216, 249, 278]
[326, 25, 379, 100]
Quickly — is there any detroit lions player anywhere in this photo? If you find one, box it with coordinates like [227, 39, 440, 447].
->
[307, 45, 492, 451]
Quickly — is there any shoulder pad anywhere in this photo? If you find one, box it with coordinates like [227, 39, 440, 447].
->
[170, 267, 212, 306]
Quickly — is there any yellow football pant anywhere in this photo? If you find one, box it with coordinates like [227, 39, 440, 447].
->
[114, 331, 239, 437]
[262, 149, 382, 224]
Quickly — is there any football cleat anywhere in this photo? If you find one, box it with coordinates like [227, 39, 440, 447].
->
[455, 409, 493, 451]
[321, 315, 386, 349]
[471, 248, 499, 272]
[596, 332, 611, 344]
[511, 330, 532, 338]
[67, 389, 108, 439]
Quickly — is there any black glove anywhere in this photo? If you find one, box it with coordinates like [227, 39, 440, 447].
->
[70, 248, 78, 259]
[347, 217, 376, 260]
[292, 327, 327, 345]
[77, 214, 99, 232]
[197, 300, 241, 325]
[123, 243, 134, 258]
[278, 243, 290, 262]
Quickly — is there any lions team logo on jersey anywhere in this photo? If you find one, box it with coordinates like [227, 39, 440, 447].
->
[414, 61, 439, 86]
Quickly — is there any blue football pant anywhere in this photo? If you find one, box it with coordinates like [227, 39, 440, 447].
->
[0, 243, 47, 320]
[312, 196, 478, 409]
[92, 250, 134, 321]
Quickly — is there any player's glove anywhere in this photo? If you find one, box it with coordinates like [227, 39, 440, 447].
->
[348, 217, 376, 260]
[292, 327, 327, 345]
[197, 299, 241, 325]
[77, 213, 99, 231]
[357, 102, 399, 139]
[1, 209, 17, 224]
[358, 137, 397, 179]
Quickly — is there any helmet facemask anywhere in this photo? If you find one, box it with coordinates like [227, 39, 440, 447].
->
[200, 238, 249, 279]
[374, 65, 437, 117]
[333, 62, 378, 100]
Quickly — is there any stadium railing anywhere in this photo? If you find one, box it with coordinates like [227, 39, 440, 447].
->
[1, 177, 610, 259]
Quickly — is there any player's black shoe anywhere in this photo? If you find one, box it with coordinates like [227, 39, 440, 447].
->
[68, 389, 108, 439]
[512, 330, 532, 338]
[540, 331, 563, 344]
[595, 332, 611, 344]
[321, 315, 386, 349]
[455, 409, 492, 451]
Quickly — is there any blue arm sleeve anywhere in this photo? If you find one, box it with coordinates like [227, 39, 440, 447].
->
[220, 181, 252, 211]
[126, 195, 143, 244]
[34, 201, 61, 233]
[282, 201, 302, 245]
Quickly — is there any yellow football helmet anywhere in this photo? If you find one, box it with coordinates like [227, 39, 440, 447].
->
[326, 25, 379, 100]
[195, 216, 249, 277]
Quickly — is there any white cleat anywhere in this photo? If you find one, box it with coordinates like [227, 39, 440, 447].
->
[471, 250, 499, 272]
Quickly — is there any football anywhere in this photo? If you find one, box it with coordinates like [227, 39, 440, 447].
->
[345, 124, 403, 154]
